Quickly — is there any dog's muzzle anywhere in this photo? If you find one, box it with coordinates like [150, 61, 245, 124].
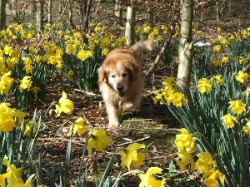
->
[117, 85, 126, 97]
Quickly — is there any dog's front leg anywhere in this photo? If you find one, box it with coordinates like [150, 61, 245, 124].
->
[105, 102, 120, 128]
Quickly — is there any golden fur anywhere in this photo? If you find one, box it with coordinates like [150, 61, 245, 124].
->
[98, 39, 156, 128]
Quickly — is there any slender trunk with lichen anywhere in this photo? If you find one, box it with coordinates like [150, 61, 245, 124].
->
[0, 0, 6, 30]
[125, 5, 135, 46]
[47, 0, 52, 24]
[36, 0, 44, 31]
[177, 0, 194, 95]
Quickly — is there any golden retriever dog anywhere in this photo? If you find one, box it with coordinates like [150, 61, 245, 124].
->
[98, 39, 156, 128]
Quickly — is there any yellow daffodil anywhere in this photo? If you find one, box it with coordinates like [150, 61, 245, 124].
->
[0, 71, 14, 94]
[0, 173, 10, 187]
[203, 169, 225, 187]
[239, 56, 247, 64]
[221, 114, 238, 128]
[175, 128, 196, 153]
[120, 143, 146, 170]
[177, 150, 195, 171]
[196, 152, 225, 186]
[212, 75, 224, 85]
[228, 36, 236, 44]
[197, 78, 214, 93]
[0, 103, 26, 132]
[31, 86, 41, 94]
[19, 76, 33, 92]
[139, 167, 167, 187]
[196, 152, 217, 176]
[221, 56, 230, 63]
[70, 117, 88, 136]
[243, 119, 250, 133]
[77, 50, 95, 61]
[213, 59, 223, 67]
[228, 100, 246, 114]
[67, 70, 75, 77]
[213, 45, 223, 52]
[2, 155, 43, 187]
[24, 120, 38, 136]
[235, 71, 249, 83]
[23, 56, 34, 73]
[162, 77, 176, 89]
[87, 129, 113, 154]
[55, 92, 75, 117]
[168, 92, 188, 107]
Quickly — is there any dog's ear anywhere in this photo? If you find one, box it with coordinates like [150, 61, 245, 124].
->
[98, 66, 108, 85]
[127, 63, 139, 82]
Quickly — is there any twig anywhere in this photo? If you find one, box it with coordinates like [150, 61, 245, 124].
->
[147, 153, 178, 160]
[116, 136, 151, 147]
[145, 24, 176, 77]
[74, 89, 99, 96]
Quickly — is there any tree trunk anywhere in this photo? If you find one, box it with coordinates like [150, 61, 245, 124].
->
[0, 0, 6, 30]
[81, 0, 92, 31]
[115, 0, 123, 25]
[125, 5, 135, 46]
[36, 0, 44, 31]
[216, 0, 220, 21]
[47, 0, 52, 24]
[177, 0, 194, 95]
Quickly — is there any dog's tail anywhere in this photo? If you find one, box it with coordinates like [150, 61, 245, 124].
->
[130, 39, 157, 54]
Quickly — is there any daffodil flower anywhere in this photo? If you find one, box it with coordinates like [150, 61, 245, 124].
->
[175, 128, 196, 153]
[55, 92, 75, 117]
[2, 155, 43, 187]
[228, 100, 246, 114]
[70, 117, 88, 136]
[120, 143, 146, 170]
[19, 76, 33, 92]
[243, 119, 250, 133]
[87, 129, 113, 154]
[0, 71, 14, 94]
[221, 114, 238, 128]
[235, 71, 249, 83]
[197, 78, 214, 93]
[0, 103, 26, 132]
[139, 167, 167, 187]
[177, 150, 195, 171]
[24, 120, 38, 136]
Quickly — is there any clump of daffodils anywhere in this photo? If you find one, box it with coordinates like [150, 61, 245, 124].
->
[197, 75, 224, 94]
[153, 77, 188, 107]
[175, 128, 225, 187]
[0, 155, 43, 187]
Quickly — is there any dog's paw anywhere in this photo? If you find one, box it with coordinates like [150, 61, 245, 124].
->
[108, 122, 120, 129]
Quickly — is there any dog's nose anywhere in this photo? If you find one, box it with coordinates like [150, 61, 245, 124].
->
[117, 85, 124, 92]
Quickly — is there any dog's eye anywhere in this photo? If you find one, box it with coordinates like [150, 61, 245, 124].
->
[122, 73, 128, 77]
[111, 74, 116, 78]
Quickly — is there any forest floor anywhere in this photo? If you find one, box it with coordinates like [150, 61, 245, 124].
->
[34, 61, 181, 186]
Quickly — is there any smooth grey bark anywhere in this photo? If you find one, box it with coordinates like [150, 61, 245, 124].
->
[125, 5, 135, 46]
[177, 0, 194, 95]
[36, 0, 44, 31]
[47, 0, 52, 24]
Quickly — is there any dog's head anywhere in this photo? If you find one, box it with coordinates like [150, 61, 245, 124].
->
[98, 60, 138, 97]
